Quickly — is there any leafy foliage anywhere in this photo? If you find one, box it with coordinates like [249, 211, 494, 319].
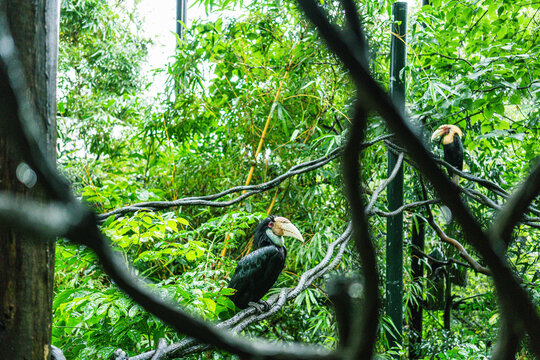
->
[53, 0, 539, 359]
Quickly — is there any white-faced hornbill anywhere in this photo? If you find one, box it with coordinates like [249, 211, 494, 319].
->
[227, 215, 304, 310]
[431, 124, 463, 184]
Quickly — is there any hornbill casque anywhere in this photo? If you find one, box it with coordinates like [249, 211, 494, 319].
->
[227, 215, 304, 310]
[431, 124, 464, 184]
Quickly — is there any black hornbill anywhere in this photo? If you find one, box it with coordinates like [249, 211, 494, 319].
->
[227, 215, 304, 310]
[431, 124, 463, 184]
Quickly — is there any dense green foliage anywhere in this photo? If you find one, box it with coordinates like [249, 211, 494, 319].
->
[53, 0, 539, 359]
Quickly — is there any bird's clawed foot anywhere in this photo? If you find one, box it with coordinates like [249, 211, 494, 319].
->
[248, 300, 270, 313]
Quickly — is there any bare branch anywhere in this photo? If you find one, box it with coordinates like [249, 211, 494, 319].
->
[0, 193, 77, 238]
[129, 224, 352, 360]
[97, 135, 392, 222]
[417, 180, 490, 275]
[370, 199, 439, 217]
[365, 152, 404, 214]
[385, 141, 540, 225]
[417, 52, 473, 67]
[426, 218, 491, 276]
[150, 339, 167, 360]
[490, 160, 540, 249]
[410, 245, 470, 270]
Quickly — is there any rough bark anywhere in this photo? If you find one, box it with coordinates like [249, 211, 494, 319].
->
[0, 0, 58, 359]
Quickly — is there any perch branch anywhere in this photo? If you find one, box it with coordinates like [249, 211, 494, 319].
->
[365, 152, 404, 214]
[129, 224, 352, 360]
[426, 218, 491, 276]
[97, 135, 392, 222]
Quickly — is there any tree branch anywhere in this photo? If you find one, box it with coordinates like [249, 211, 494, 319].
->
[425, 217, 491, 276]
[129, 224, 352, 360]
[365, 152, 404, 214]
[97, 135, 392, 222]
[490, 160, 540, 249]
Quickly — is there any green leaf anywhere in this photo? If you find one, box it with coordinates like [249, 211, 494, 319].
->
[201, 298, 217, 313]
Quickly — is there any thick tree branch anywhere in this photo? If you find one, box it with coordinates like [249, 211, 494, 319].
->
[426, 217, 491, 276]
[490, 160, 540, 249]
[97, 135, 392, 222]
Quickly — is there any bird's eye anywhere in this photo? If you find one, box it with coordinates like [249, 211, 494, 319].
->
[268, 221, 274, 228]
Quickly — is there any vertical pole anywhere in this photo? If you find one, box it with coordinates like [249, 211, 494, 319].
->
[176, 0, 187, 40]
[410, 216, 425, 358]
[175, 0, 187, 96]
[386, 1, 407, 352]
[410, 1, 431, 354]
[444, 267, 451, 329]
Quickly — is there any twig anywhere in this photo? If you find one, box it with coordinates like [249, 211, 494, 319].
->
[370, 199, 439, 217]
[418, 52, 473, 67]
[462, 9, 488, 42]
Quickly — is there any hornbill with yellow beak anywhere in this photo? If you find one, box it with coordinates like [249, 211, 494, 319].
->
[431, 124, 463, 184]
[227, 215, 304, 310]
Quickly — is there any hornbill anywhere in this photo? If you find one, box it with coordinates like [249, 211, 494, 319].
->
[227, 215, 304, 310]
[431, 124, 464, 184]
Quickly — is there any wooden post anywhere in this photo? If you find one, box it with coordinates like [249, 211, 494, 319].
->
[0, 0, 58, 359]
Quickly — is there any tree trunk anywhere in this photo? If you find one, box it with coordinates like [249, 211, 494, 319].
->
[0, 0, 58, 359]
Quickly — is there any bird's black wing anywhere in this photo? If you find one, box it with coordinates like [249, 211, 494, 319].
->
[227, 246, 286, 308]
[443, 133, 463, 171]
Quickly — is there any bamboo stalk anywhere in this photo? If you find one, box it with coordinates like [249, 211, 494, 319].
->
[243, 78, 286, 189]
[266, 189, 279, 215]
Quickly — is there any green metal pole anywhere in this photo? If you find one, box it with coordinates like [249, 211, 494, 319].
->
[176, 0, 187, 40]
[386, 1, 407, 352]
[410, 215, 425, 358]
